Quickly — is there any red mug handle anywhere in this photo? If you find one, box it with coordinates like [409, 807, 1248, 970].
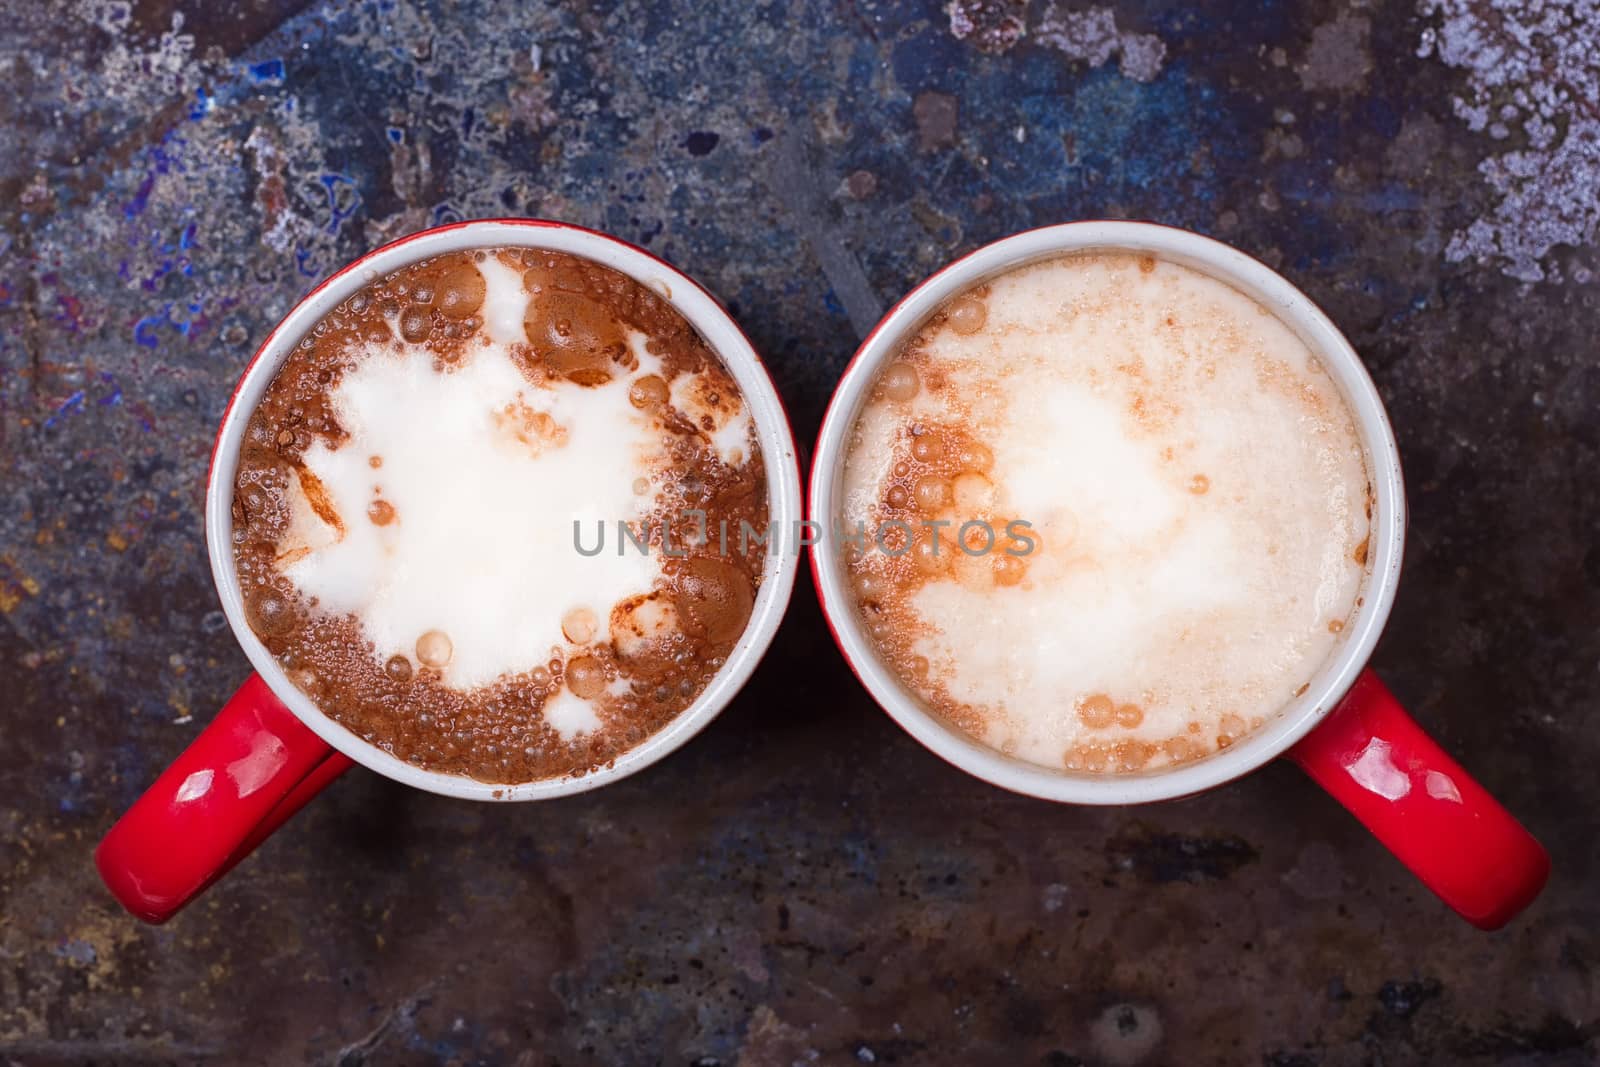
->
[95, 673, 354, 923]
[1288, 669, 1549, 929]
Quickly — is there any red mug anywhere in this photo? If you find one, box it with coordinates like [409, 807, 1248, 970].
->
[96, 220, 804, 923]
[805, 222, 1550, 930]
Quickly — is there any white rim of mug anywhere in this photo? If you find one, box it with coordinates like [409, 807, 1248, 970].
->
[206, 219, 804, 801]
[808, 220, 1406, 805]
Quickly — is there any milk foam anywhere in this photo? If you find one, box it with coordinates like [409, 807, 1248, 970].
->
[281, 340, 660, 693]
[477, 253, 530, 344]
[842, 254, 1370, 771]
[275, 262, 753, 707]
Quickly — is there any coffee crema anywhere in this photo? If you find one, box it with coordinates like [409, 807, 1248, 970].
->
[232, 247, 767, 783]
[839, 252, 1371, 774]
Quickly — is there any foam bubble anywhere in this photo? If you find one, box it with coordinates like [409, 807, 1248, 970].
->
[416, 629, 453, 668]
[946, 294, 988, 335]
[561, 607, 598, 644]
[880, 362, 920, 401]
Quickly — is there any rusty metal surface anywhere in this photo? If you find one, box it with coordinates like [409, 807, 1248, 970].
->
[2, 0, 1597, 1063]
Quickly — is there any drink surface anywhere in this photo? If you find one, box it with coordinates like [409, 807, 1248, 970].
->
[232, 248, 768, 784]
[839, 252, 1370, 773]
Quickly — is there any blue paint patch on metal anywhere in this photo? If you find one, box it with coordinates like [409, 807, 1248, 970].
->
[43, 391, 85, 429]
[123, 135, 183, 221]
[189, 87, 215, 120]
[133, 312, 164, 347]
[132, 300, 206, 347]
[177, 302, 204, 336]
[318, 174, 362, 235]
[248, 58, 287, 84]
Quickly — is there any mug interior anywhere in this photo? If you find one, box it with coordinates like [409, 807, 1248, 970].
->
[207, 219, 802, 801]
[809, 221, 1405, 805]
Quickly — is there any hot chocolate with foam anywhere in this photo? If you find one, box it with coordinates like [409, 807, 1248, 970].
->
[839, 252, 1371, 774]
[232, 247, 767, 783]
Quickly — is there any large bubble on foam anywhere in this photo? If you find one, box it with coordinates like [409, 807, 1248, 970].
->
[434, 260, 487, 319]
[629, 374, 669, 411]
[674, 557, 754, 645]
[565, 655, 608, 699]
[415, 630, 453, 668]
[523, 267, 630, 385]
[945, 294, 988, 335]
[879, 362, 920, 402]
[398, 305, 432, 344]
[246, 588, 302, 638]
[562, 607, 599, 644]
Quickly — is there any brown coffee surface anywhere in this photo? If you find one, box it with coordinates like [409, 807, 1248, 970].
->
[232, 248, 767, 783]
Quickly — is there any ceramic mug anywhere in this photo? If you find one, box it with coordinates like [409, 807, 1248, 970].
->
[97, 219, 804, 923]
[807, 221, 1550, 930]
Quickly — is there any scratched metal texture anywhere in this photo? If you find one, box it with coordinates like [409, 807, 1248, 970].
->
[1, 0, 1597, 1064]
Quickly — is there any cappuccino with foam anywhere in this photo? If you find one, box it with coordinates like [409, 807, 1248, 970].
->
[232, 247, 767, 784]
[839, 252, 1370, 773]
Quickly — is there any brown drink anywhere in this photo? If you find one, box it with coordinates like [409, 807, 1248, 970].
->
[231, 248, 768, 783]
[839, 252, 1371, 773]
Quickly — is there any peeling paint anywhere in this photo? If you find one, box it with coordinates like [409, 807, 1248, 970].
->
[945, 0, 1167, 82]
[1300, 13, 1372, 92]
[1420, 0, 1600, 281]
[1034, 3, 1167, 83]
